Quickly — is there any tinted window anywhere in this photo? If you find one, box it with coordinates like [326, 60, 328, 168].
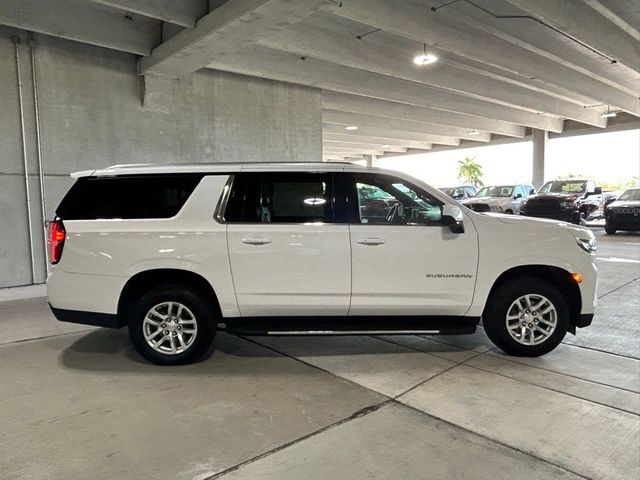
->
[540, 181, 587, 194]
[225, 173, 334, 223]
[353, 174, 443, 226]
[57, 175, 203, 220]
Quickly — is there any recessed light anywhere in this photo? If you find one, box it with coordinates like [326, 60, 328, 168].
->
[380, 144, 392, 148]
[468, 129, 481, 136]
[345, 125, 359, 131]
[413, 43, 438, 66]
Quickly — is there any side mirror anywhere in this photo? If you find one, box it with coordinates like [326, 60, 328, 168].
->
[442, 204, 464, 233]
[529, 188, 535, 195]
[515, 193, 523, 199]
[594, 187, 602, 195]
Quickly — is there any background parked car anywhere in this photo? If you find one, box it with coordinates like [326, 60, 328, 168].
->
[520, 179, 602, 224]
[461, 184, 535, 214]
[439, 185, 477, 201]
[604, 187, 640, 234]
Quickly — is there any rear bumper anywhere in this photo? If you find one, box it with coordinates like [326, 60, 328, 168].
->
[49, 305, 124, 328]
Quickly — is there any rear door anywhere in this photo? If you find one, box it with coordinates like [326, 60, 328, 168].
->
[225, 172, 351, 317]
[346, 172, 479, 316]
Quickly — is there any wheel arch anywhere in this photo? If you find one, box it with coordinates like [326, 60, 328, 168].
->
[483, 265, 582, 332]
[117, 269, 222, 325]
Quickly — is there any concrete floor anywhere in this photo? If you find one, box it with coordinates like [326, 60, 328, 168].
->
[1, 228, 638, 480]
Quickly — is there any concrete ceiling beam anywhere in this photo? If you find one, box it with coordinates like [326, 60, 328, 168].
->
[207, 46, 563, 132]
[504, 0, 640, 73]
[260, 20, 602, 126]
[139, 0, 324, 75]
[583, 0, 640, 41]
[327, 0, 639, 116]
[324, 141, 408, 153]
[323, 92, 526, 138]
[324, 110, 492, 142]
[323, 133, 433, 150]
[0, 0, 159, 55]
[323, 123, 461, 146]
[90, 0, 208, 27]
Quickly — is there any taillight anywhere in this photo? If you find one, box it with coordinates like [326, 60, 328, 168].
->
[47, 219, 66, 265]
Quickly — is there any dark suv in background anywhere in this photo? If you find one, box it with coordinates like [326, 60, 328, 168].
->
[605, 187, 640, 234]
[520, 179, 602, 224]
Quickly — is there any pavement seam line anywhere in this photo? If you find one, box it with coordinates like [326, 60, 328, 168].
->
[394, 399, 592, 480]
[0, 328, 96, 347]
[464, 361, 640, 417]
[597, 276, 639, 300]
[204, 399, 393, 480]
[377, 336, 640, 411]
[561, 339, 640, 361]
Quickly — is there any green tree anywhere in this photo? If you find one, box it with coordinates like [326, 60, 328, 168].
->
[458, 156, 484, 187]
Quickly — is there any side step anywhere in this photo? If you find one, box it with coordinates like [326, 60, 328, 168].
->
[224, 316, 479, 336]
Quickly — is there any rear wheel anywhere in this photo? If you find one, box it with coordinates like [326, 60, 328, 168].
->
[127, 284, 217, 365]
[504, 209, 513, 214]
[483, 277, 569, 356]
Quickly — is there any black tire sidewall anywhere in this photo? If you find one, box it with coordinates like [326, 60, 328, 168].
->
[484, 277, 569, 357]
[605, 222, 616, 234]
[127, 284, 217, 365]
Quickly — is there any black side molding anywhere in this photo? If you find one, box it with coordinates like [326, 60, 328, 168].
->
[49, 305, 125, 329]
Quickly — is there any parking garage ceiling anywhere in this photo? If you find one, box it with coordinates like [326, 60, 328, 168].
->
[3, 0, 639, 161]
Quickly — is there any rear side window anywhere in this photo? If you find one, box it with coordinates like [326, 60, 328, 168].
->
[225, 172, 334, 223]
[56, 175, 203, 220]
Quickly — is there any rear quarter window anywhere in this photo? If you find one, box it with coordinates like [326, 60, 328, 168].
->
[56, 175, 204, 220]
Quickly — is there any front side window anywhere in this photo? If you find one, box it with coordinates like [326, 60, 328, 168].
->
[354, 174, 443, 226]
[224, 173, 334, 223]
[513, 185, 525, 198]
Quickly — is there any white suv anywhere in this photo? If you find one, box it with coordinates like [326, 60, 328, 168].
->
[47, 163, 597, 365]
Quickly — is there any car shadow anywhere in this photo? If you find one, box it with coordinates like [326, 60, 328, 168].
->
[58, 328, 476, 373]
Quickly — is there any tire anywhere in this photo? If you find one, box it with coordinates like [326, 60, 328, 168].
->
[504, 209, 513, 215]
[127, 284, 217, 365]
[605, 223, 617, 235]
[483, 277, 569, 357]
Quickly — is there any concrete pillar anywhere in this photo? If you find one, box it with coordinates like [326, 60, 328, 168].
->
[532, 129, 548, 189]
[366, 154, 376, 167]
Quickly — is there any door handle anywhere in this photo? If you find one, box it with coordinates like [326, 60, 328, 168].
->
[357, 238, 385, 246]
[241, 237, 272, 245]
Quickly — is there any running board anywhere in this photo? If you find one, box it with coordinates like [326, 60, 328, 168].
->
[223, 316, 479, 336]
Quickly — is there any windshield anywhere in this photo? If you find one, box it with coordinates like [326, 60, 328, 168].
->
[540, 181, 587, 194]
[475, 186, 514, 197]
[618, 188, 640, 201]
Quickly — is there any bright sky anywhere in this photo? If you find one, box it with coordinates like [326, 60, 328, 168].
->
[374, 129, 640, 188]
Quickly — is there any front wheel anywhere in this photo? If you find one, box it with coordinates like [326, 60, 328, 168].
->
[605, 223, 616, 235]
[127, 284, 217, 365]
[483, 277, 569, 356]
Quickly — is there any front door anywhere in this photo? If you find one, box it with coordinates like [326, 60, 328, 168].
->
[225, 172, 351, 317]
[347, 172, 479, 316]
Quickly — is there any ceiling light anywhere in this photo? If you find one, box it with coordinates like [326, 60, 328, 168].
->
[345, 125, 359, 131]
[380, 144, 392, 148]
[468, 129, 481, 136]
[601, 106, 617, 118]
[413, 43, 438, 66]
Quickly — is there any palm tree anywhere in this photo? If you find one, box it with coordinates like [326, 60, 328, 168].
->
[458, 156, 484, 187]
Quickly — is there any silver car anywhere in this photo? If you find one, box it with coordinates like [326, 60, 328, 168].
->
[462, 184, 535, 214]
